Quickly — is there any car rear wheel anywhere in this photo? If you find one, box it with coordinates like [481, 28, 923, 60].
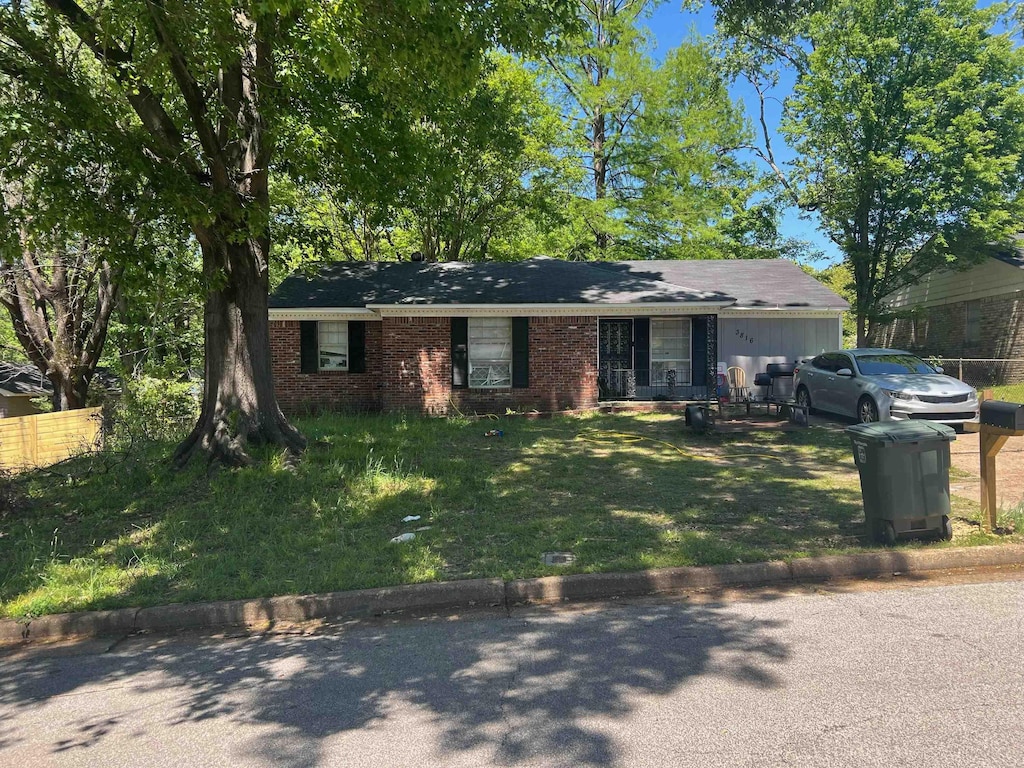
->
[796, 385, 812, 413]
[858, 396, 879, 423]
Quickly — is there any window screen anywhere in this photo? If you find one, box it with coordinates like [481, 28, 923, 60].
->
[469, 318, 512, 388]
[650, 318, 692, 385]
[318, 321, 348, 371]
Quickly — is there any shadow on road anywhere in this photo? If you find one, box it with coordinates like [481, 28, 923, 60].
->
[0, 599, 789, 766]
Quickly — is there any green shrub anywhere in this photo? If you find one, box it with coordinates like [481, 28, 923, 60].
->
[113, 376, 200, 443]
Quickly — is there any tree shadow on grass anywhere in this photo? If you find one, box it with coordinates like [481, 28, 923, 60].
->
[0, 596, 790, 766]
[1, 411, 869, 616]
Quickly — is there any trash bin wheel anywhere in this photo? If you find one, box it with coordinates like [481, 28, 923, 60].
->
[940, 515, 953, 541]
[868, 518, 884, 543]
[882, 521, 897, 546]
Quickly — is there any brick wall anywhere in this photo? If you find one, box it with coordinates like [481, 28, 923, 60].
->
[380, 316, 453, 414]
[270, 320, 383, 413]
[270, 315, 600, 415]
[873, 293, 1024, 359]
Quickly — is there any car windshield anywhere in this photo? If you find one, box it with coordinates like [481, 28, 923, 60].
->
[856, 354, 936, 375]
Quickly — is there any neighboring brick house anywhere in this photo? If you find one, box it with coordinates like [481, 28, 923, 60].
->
[269, 257, 848, 415]
[873, 251, 1024, 361]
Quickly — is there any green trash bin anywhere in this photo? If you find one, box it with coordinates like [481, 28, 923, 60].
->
[846, 421, 957, 545]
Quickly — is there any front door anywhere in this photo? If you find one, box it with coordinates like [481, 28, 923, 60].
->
[599, 319, 635, 398]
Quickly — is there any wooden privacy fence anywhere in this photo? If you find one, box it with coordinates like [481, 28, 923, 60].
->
[0, 407, 103, 471]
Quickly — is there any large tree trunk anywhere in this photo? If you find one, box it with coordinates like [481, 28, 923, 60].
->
[173, 229, 305, 467]
[50, 373, 89, 411]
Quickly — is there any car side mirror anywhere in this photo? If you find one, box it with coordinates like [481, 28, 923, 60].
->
[837, 368, 854, 377]
[934, 366, 944, 374]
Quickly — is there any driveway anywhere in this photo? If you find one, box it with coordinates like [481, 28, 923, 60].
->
[950, 431, 1024, 511]
[804, 412, 1024, 512]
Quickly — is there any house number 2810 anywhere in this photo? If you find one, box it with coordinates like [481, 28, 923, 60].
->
[735, 329, 755, 344]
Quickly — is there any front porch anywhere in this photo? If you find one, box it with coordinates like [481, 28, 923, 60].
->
[598, 315, 719, 403]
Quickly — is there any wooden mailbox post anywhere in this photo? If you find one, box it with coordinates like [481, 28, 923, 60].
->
[964, 400, 1024, 532]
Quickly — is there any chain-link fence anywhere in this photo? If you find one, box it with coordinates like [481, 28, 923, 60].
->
[927, 358, 1024, 404]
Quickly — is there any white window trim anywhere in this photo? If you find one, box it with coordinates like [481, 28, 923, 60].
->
[318, 320, 349, 372]
[650, 317, 692, 386]
[468, 317, 512, 389]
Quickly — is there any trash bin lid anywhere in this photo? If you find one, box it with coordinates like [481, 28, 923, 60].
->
[846, 421, 957, 443]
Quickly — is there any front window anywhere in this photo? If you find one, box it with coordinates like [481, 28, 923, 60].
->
[318, 321, 348, 371]
[651, 318, 691, 386]
[469, 317, 512, 388]
[855, 354, 936, 376]
[965, 301, 982, 345]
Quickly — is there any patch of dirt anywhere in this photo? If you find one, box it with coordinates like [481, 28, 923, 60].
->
[950, 432, 1024, 510]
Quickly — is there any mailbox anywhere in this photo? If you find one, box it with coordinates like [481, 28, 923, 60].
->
[980, 400, 1024, 430]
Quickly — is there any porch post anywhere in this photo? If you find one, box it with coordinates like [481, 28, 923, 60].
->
[705, 313, 718, 405]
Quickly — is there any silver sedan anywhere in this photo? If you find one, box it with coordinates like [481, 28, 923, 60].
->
[793, 349, 979, 424]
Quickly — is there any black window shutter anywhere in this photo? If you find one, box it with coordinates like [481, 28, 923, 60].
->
[348, 321, 366, 373]
[300, 321, 318, 373]
[634, 318, 650, 387]
[451, 317, 469, 388]
[512, 317, 529, 388]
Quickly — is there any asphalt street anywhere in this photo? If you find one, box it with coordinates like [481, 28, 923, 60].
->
[2, 575, 1023, 768]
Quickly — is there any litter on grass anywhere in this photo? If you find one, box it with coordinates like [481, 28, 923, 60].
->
[390, 533, 416, 544]
[402, 515, 421, 523]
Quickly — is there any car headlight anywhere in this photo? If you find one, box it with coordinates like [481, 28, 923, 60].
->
[883, 389, 917, 402]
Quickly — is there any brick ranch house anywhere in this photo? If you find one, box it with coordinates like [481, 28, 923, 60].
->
[269, 257, 849, 415]
[873, 249, 1024, 360]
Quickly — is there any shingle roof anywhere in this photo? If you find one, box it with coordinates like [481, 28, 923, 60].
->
[586, 259, 849, 309]
[994, 251, 1024, 269]
[0, 362, 121, 398]
[0, 362, 50, 397]
[271, 256, 849, 311]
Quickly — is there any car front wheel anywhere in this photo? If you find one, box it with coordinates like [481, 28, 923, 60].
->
[858, 396, 880, 423]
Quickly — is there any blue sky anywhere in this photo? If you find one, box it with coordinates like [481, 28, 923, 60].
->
[645, 2, 842, 263]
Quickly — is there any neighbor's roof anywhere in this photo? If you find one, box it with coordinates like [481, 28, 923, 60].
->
[994, 251, 1024, 270]
[0, 362, 49, 397]
[271, 256, 850, 311]
[0, 362, 120, 398]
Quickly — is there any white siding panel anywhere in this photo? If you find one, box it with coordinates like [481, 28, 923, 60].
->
[718, 317, 840, 390]
[885, 259, 1024, 309]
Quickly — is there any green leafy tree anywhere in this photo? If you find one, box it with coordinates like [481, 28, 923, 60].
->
[283, 55, 573, 264]
[541, 0, 759, 259]
[0, 66, 176, 409]
[0, 0, 575, 465]
[402, 55, 572, 262]
[776, 0, 1024, 345]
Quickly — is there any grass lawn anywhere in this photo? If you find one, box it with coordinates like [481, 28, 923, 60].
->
[991, 383, 1024, 404]
[1, 412, 1019, 619]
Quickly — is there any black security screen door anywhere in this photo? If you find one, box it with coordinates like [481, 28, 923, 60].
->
[599, 319, 635, 399]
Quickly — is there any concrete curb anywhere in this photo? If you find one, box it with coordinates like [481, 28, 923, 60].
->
[3, 546, 1023, 646]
